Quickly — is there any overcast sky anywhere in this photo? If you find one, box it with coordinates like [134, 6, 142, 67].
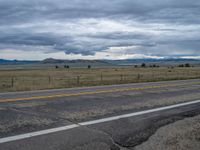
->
[0, 0, 200, 60]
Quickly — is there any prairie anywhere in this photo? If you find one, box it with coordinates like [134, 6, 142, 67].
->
[0, 66, 199, 92]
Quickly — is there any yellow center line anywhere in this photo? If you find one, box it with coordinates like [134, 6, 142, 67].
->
[0, 82, 198, 103]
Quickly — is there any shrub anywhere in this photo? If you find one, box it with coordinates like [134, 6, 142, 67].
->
[178, 64, 184, 67]
[88, 65, 91, 69]
[141, 63, 146, 68]
[185, 63, 190, 67]
[64, 65, 70, 69]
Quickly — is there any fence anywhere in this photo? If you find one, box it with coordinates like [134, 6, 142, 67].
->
[0, 70, 200, 92]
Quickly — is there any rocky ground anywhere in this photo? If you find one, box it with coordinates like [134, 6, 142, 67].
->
[134, 115, 200, 150]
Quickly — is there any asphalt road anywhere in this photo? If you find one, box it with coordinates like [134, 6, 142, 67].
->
[0, 79, 200, 150]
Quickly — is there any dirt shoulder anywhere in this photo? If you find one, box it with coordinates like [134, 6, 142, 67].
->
[134, 115, 200, 150]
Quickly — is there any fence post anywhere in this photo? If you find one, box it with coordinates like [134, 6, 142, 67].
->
[77, 76, 80, 85]
[137, 74, 140, 80]
[196, 71, 199, 78]
[48, 76, 51, 85]
[11, 77, 14, 88]
[152, 72, 155, 81]
[120, 75, 123, 82]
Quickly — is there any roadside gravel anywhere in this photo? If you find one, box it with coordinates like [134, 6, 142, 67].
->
[134, 115, 200, 150]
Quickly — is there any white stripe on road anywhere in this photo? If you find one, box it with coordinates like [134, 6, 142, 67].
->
[0, 124, 79, 144]
[1, 99, 200, 144]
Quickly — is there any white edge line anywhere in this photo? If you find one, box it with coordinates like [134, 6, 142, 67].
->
[0, 124, 79, 144]
[1, 99, 200, 144]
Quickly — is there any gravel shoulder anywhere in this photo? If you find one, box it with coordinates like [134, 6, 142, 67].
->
[134, 115, 200, 150]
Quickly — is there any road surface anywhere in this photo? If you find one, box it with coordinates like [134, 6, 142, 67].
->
[0, 79, 200, 150]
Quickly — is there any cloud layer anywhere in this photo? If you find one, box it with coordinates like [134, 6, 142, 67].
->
[0, 0, 200, 60]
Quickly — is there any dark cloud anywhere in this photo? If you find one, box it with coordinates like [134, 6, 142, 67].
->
[0, 0, 200, 59]
[1, 0, 200, 23]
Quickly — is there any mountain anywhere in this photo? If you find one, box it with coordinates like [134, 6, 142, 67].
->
[0, 58, 199, 66]
[42, 58, 110, 65]
[39, 58, 200, 67]
[104, 58, 200, 66]
[0, 59, 39, 65]
[0, 59, 11, 63]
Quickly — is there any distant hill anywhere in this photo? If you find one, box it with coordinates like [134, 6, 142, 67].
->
[0, 59, 11, 63]
[42, 58, 110, 65]
[0, 59, 39, 65]
[104, 58, 200, 66]
[0, 58, 199, 67]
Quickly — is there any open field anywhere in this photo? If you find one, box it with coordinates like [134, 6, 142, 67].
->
[0, 66, 200, 92]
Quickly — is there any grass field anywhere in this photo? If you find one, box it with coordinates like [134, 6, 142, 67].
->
[0, 66, 200, 92]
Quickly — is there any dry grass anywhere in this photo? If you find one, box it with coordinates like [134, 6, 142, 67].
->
[0, 67, 200, 92]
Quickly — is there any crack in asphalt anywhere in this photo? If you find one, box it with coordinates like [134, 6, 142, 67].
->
[77, 125, 124, 150]
[122, 112, 200, 149]
[80, 109, 200, 150]
[2, 102, 200, 149]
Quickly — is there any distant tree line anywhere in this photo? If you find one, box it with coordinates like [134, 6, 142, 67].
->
[54, 63, 193, 69]
[134, 63, 160, 68]
[133, 63, 193, 68]
[55, 65, 70, 69]
[178, 63, 191, 67]
[55, 65, 92, 69]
